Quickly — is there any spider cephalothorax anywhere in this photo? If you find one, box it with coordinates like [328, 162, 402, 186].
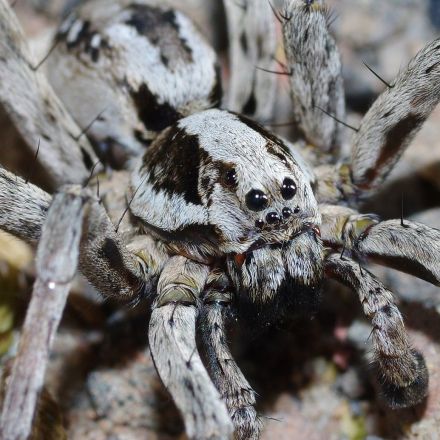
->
[0, 0, 439, 439]
[131, 110, 319, 255]
[131, 108, 324, 316]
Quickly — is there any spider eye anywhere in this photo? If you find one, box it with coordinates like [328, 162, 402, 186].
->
[281, 178, 297, 200]
[266, 211, 280, 224]
[282, 207, 292, 218]
[275, 153, 288, 166]
[224, 168, 237, 187]
[246, 189, 268, 211]
[255, 219, 265, 229]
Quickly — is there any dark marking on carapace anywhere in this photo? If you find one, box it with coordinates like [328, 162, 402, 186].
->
[217, 161, 239, 192]
[201, 176, 210, 189]
[141, 126, 205, 205]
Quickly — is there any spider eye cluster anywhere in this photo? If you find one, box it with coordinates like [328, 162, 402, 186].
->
[245, 176, 301, 229]
[245, 177, 298, 213]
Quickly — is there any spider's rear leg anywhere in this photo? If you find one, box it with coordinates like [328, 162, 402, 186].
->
[325, 253, 428, 408]
[199, 271, 261, 440]
[0, 0, 99, 188]
[282, 0, 346, 158]
[0, 188, 86, 440]
[314, 38, 440, 204]
[149, 256, 233, 440]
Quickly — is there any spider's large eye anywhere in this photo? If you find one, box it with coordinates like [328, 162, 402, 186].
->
[281, 177, 297, 200]
[246, 189, 268, 211]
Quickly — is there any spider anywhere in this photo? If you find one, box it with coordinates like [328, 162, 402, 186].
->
[0, 0, 439, 439]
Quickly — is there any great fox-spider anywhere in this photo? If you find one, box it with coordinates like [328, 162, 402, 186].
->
[0, 0, 440, 439]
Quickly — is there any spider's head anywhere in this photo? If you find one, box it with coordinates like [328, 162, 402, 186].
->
[130, 109, 320, 261]
[131, 109, 323, 317]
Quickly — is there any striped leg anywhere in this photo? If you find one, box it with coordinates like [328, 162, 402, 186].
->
[0, 0, 99, 188]
[282, 0, 346, 158]
[224, 0, 277, 121]
[320, 204, 440, 286]
[325, 254, 428, 408]
[314, 38, 440, 205]
[200, 271, 260, 440]
[149, 257, 234, 440]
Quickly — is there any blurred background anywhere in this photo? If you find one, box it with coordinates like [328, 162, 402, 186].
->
[1, 1, 440, 438]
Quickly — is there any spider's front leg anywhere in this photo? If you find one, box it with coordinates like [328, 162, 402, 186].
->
[1, 187, 88, 440]
[199, 271, 260, 440]
[314, 37, 440, 204]
[320, 204, 440, 408]
[320, 204, 440, 286]
[325, 253, 428, 408]
[0, 169, 161, 439]
[149, 256, 234, 440]
[0, 167, 154, 300]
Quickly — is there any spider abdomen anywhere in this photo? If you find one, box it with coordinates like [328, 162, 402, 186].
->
[47, 0, 221, 168]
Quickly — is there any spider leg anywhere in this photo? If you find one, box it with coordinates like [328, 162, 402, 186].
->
[199, 270, 261, 440]
[319, 204, 377, 247]
[325, 253, 428, 408]
[223, 0, 277, 121]
[0, 187, 86, 440]
[282, 0, 346, 157]
[0, 0, 99, 187]
[149, 256, 233, 440]
[320, 204, 440, 285]
[352, 219, 440, 285]
[314, 38, 440, 204]
[0, 167, 52, 243]
[351, 38, 440, 192]
[0, 167, 157, 301]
